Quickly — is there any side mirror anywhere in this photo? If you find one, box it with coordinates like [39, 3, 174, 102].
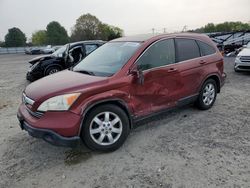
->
[130, 65, 144, 85]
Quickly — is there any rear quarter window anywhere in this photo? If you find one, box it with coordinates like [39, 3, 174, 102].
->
[197, 40, 216, 56]
[176, 38, 200, 62]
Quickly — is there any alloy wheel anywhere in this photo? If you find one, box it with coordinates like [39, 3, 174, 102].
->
[89, 111, 123, 146]
[48, 69, 59, 75]
[202, 83, 215, 106]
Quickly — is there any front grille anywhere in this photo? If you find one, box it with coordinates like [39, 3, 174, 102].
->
[240, 56, 250, 63]
[22, 93, 43, 118]
[26, 107, 44, 118]
[22, 93, 34, 105]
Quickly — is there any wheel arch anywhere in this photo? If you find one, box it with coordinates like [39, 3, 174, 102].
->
[200, 74, 221, 93]
[78, 98, 134, 136]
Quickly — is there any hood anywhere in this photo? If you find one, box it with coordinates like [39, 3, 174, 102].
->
[28, 54, 52, 64]
[25, 70, 108, 101]
[238, 48, 250, 57]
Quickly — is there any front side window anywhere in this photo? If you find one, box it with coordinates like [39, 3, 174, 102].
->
[73, 42, 141, 76]
[197, 40, 216, 56]
[176, 39, 200, 62]
[137, 39, 175, 71]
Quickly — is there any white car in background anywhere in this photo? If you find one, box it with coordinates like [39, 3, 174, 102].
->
[234, 42, 250, 72]
[41, 45, 55, 54]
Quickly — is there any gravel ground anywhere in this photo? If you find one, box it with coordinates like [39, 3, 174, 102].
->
[0, 54, 250, 188]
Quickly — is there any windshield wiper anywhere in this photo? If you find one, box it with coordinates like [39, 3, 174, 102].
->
[74, 70, 95, 76]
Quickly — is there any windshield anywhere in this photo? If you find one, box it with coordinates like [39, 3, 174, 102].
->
[52, 44, 68, 57]
[73, 42, 141, 76]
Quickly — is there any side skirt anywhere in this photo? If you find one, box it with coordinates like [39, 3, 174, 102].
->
[132, 94, 198, 125]
[177, 94, 198, 107]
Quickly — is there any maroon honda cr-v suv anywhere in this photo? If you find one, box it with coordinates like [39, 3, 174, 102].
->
[17, 33, 226, 151]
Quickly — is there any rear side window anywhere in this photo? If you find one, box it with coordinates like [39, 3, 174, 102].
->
[137, 39, 175, 71]
[197, 40, 216, 56]
[85, 44, 98, 55]
[176, 39, 200, 62]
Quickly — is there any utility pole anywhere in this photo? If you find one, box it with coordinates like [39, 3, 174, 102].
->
[163, 28, 166, 33]
[152, 28, 155, 34]
[182, 25, 188, 32]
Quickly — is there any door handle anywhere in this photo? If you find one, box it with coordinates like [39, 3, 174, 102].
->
[199, 60, 206, 65]
[167, 68, 178, 73]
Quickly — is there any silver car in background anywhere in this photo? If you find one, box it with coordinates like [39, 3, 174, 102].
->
[234, 42, 250, 72]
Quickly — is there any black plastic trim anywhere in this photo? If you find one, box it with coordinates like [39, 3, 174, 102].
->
[18, 118, 80, 148]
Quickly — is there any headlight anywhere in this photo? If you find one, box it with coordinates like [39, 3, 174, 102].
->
[37, 93, 81, 112]
[235, 56, 242, 64]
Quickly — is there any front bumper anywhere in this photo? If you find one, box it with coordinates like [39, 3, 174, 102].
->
[17, 103, 82, 147]
[26, 71, 42, 82]
[234, 60, 250, 71]
[18, 117, 80, 147]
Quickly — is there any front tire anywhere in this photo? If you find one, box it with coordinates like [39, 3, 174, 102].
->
[45, 66, 60, 76]
[234, 68, 240, 72]
[81, 104, 130, 152]
[26, 72, 36, 82]
[196, 79, 217, 110]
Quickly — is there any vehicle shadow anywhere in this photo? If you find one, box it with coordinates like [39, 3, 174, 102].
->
[1, 103, 201, 185]
[235, 71, 250, 76]
[133, 104, 197, 132]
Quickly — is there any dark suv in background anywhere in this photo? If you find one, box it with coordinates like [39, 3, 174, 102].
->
[18, 33, 226, 151]
[26, 40, 105, 81]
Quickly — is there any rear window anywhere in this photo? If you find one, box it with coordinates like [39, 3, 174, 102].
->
[176, 39, 200, 62]
[197, 40, 216, 56]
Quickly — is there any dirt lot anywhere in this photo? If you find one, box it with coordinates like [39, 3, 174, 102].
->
[0, 54, 250, 188]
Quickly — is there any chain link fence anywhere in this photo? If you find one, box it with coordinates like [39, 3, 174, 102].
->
[0, 47, 27, 54]
[0, 46, 48, 54]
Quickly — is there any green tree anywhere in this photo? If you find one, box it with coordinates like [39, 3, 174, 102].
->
[32, 30, 47, 45]
[204, 23, 216, 33]
[46, 21, 69, 45]
[194, 21, 250, 33]
[71, 13, 123, 41]
[100, 24, 123, 40]
[4, 27, 26, 47]
[0, 41, 5, 47]
[71, 13, 102, 41]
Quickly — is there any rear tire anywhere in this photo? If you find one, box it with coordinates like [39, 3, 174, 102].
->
[196, 79, 217, 110]
[81, 104, 130, 152]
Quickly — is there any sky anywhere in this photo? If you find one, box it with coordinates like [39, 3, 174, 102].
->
[0, 0, 250, 41]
